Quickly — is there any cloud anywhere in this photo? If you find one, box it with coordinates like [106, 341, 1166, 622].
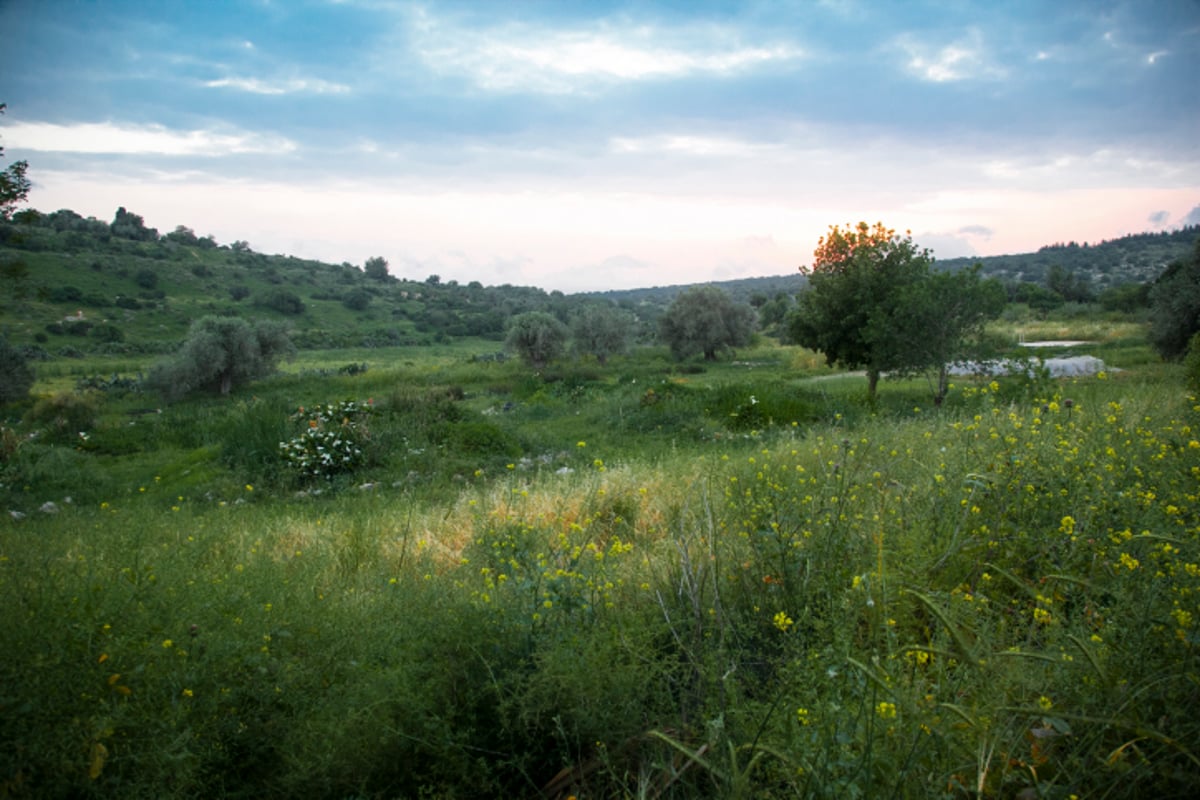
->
[609, 134, 774, 158]
[1181, 204, 1200, 227]
[204, 76, 351, 94]
[894, 28, 1003, 83]
[1147, 209, 1170, 226]
[5, 121, 296, 157]
[408, 9, 802, 93]
[957, 224, 994, 238]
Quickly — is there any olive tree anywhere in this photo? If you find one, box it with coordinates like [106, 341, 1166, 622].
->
[506, 311, 568, 369]
[571, 304, 634, 365]
[147, 316, 294, 400]
[658, 286, 756, 361]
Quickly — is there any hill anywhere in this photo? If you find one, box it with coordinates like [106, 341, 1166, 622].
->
[2, 206, 1197, 359]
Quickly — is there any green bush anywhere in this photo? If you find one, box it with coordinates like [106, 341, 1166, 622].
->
[0, 336, 34, 403]
[24, 392, 99, 443]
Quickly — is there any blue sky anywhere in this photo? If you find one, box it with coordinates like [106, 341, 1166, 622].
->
[2, 0, 1198, 292]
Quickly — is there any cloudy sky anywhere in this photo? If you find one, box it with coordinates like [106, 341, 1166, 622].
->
[2, 0, 1198, 292]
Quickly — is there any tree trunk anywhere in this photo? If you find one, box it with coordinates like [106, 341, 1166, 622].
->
[867, 369, 880, 399]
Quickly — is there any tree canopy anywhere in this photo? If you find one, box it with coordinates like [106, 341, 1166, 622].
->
[505, 311, 568, 369]
[789, 222, 1002, 401]
[147, 316, 294, 400]
[1149, 238, 1200, 360]
[570, 304, 634, 365]
[0, 104, 31, 221]
[658, 286, 756, 361]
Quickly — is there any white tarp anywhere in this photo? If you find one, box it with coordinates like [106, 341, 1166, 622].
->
[948, 355, 1110, 378]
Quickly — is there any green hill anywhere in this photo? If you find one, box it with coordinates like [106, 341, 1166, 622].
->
[2, 205, 1197, 360]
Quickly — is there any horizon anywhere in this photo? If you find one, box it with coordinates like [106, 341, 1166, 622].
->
[3, 1, 1199, 292]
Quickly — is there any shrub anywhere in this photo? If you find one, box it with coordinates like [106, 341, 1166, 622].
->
[257, 288, 305, 315]
[1185, 331, 1200, 393]
[279, 400, 374, 482]
[24, 392, 99, 443]
[0, 336, 34, 403]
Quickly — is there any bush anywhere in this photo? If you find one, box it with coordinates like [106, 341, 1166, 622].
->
[0, 337, 34, 403]
[279, 400, 374, 482]
[24, 392, 99, 443]
[257, 289, 305, 315]
[1185, 331, 1200, 393]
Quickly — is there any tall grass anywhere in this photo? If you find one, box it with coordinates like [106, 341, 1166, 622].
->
[3, 362, 1198, 797]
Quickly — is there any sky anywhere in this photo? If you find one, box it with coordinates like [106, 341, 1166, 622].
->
[2, 0, 1199, 293]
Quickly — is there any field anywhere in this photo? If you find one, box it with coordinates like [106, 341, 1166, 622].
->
[2, 323, 1199, 798]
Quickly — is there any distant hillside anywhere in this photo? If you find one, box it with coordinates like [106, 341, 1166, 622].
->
[586, 225, 1200, 307]
[2, 205, 1196, 360]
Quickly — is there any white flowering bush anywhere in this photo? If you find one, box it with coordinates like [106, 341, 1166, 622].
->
[280, 399, 373, 481]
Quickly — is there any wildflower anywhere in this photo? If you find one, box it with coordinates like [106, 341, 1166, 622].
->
[876, 702, 897, 719]
[773, 611, 794, 632]
[162, 639, 174, 648]
[796, 707, 811, 725]
[182, 688, 194, 698]
[1038, 695, 1053, 711]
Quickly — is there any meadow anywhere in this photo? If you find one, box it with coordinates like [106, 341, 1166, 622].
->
[2, 324, 1198, 798]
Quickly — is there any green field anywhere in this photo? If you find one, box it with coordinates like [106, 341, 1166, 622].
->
[3, 315, 1199, 798]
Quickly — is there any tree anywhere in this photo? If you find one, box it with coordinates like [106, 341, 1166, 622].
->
[110, 207, 157, 241]
[658, 286, 756, 361]
[1148, 239, 1200, 360]
[788, 222, 1001, 402]
[0, 103, 31, 221]
[0, 336, 34, 404]
[364, 256, 389, 281]
[789, 223, 931, 397]
[571, 304, 634, 365]
[889, 266, 1006, 405]
[506, 311, 568, 369]
[147, 316, 294, 400]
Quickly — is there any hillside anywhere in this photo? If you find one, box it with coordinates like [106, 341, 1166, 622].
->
[2, 206, 1197, 359]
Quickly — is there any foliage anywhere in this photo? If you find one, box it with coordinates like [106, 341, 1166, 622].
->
[0, 335, 34, 403]
[23, 391, 99, 444]
[257, 288, 305, 315]
[505, 311, 568, 369]
[570, 303, 634, 364]
[363, 256, 389, 281]
[789, 222, 933, 397]
[658, 285, 756, 361]
[1185, 331, 1200, 393]
[1148, 239, 1200, 360]
[0, 104, 31, 222]
[790, 222, 1004, 402]
[890, 266, 1007, 405]
[2, 368, 1198, 798]
[279, 400, 373, 482]
[146, 315, 294, 400]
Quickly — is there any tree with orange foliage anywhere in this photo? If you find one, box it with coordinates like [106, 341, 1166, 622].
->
[788, 222, 1000, 402]
[805, 221, 901, 275]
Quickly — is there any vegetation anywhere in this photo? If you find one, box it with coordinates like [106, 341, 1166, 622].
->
[0, 336, 34, 402]
[146, 316, 295, 400]
[0, 104, 30, 221]
[2, 202, 1200, 797]
[505, 310, 569, 369]
[1149, 239, 1200, 360]
[789, 223, 1005, 401]
[570, 303, 634, 365]
[658, 286, 756, 361]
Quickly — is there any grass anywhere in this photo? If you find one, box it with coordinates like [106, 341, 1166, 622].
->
[2, 318, 1199, 798]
